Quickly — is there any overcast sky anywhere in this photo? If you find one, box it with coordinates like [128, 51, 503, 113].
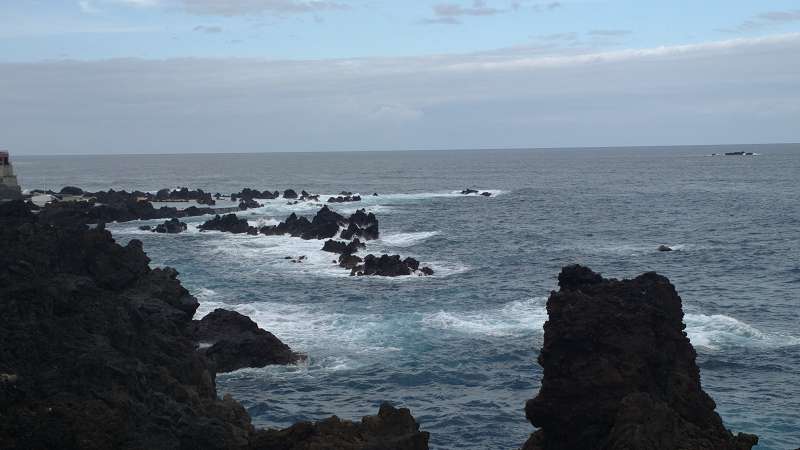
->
[1, 1, 799, 154]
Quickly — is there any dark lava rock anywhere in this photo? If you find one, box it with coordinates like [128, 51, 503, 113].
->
[239, 198, 262, 210]
[557, 263, 604, 290]
[359, 254, 410, 277]
[283, 189, 298, 199]
[139, 225, 152, 231]
[340, 209, 379, 240]
[59, 186, 84, 196]
[155, 187, 216, 205]
[373, 192, 379, 196]
[339, 254, 363, 271]
[153, 217, 188, 234]
[403, 257, 420, 271]
[251, 403, 429, 450]
[480, 191, 492, 197]
[190, 309, 301, 373]
[327, 195, 362, 203]
[460, 188, 478, 195]
[521, 266, 758, 450]
[420, 267, 434, 276]
[322, 238, 365, 255]
[231, 188, 279, 201]
[0, 200, 429, 450]
[658, 244, 673, 252]
[261, 206, 346, 240]
[199, 214, 256, 234]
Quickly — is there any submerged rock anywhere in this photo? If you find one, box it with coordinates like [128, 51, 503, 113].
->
[460, 188, 478, 195]
[522, 265, 758, 450]
[190, 309, 301, 373]
[658, 244, 673, 252]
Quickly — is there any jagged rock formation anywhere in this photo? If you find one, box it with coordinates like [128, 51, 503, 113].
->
[153, 217, 188, 234]
[521, 265, 758, 450]
[260, 206, 348, 240]
[191, 309, 302, 373]
[350, 254, 434, 277]
[251, 403, 429, 450]
[155, 187, 216, 205]
[0, 200, 429, 450]
[200, 214, 258, 234]
[327, 195, 361, 203]
[231, 188, 280, 202]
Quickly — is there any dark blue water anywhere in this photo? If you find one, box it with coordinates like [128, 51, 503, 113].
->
[15, 145, 800, 449]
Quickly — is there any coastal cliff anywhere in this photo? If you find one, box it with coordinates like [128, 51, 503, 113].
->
[522, 265, 758, 450]
[0, 200, 428, 450]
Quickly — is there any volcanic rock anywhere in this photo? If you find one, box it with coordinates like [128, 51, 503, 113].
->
[0, 200, 429, 449]
[199, 214, 256, 234]
[658, 244, 673, 252]
[521, 265, 759, 450]
[59, 186, 84, 196]
[190, 309, 301, 373]
[153, 217, 188, 234]
[283, 189, 298, 199]
[460, 188, 478, 195]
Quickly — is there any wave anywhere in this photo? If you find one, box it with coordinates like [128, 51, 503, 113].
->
[421, 297, 548, 337]
[378, 231, 439, 248]
[684, 314, 800, 351]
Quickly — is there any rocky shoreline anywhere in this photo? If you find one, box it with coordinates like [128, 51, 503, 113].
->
[1, 191, 759, 449]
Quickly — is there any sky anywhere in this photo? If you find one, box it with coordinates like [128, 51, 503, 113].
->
[1, 0, 799, 154]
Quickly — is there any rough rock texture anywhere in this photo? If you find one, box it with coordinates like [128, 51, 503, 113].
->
[351, 254, 433, 277]
[327, 195, 361, 203]
[251, 403, 430, 450]
[200, 214, 257, 235]
[522, 265, 758, 450]
[260, 206, 345, 240]
[0, 200, 429, 450]
[153, 217, 188, 234]
[231, 188, 279, 201]
[0, 201, 253, 449]
[155, 187, 216, 205]
[191, 309, 302, 373]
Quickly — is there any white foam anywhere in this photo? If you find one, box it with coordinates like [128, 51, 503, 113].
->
[684, 314, 800, 350]
[378, 231, 439, 248]
[421, 297, 548, 337]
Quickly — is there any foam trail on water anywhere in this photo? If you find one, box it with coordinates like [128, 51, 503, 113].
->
[684, 314, 800, 350]
[378, 231, 439, 248]
[421, 297, 548, 337]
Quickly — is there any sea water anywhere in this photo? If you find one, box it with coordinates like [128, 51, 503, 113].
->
[15, 145, 800, 449]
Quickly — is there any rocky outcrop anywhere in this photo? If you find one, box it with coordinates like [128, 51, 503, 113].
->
[322, 238, 365, 255]
[460, 188, 478, 195]
[155, 187, 216, 205]
[251, 403, 429, 450]
[327, 195, 361, 203]
[239, 198, 262, 210]
[521, 265, 758, 450]
[59, 186, 84, 196]
[0, 200, 252, 449]
[340, 209, 379, 240]
[231, 188, 279, 201]
[260, 206, 346, 240]
[190, 309, 302, 373]
[199, 214, 257, 234]
[0, 200, 429, 450]
[283, 189, 298, 199]
[153, 217, 188, 234]
[658, 244, 673, 252]
[350, 254, 433, 277]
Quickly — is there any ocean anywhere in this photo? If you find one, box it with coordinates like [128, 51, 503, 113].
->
[14, 144, 800, 449]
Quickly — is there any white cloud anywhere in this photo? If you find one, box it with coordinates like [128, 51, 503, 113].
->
[1, 33, 798, 154]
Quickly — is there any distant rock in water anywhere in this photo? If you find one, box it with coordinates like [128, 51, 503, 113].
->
[460, 188, 479, 195]
[283, 189, 298, 199]
[327, 195, 361, 203]
[153, 217, 188, 234]
[261, 205, 353, 240]
[59, 186, 84, 196]
[190, 309, 301, 373]
[350, 254, 433, 277]
[199, 213, 257, 234]
[658, 244, 673, 252]
[480, 191, 492, 197]
[238, 198, 262, 210]
[522, 265, 758, 450]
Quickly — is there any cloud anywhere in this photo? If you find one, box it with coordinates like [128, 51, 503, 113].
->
[1, 33, 798, 154]
[193, 25, 223, 33]
[588, 29, 632, 37]
[78, 1, 100, 13]
[720, 9, 800, 33]
[178, 0, 350, 16]
[423, 1, 558, 25]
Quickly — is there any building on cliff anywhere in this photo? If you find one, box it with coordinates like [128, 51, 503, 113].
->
[0, 151, 22, 202]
